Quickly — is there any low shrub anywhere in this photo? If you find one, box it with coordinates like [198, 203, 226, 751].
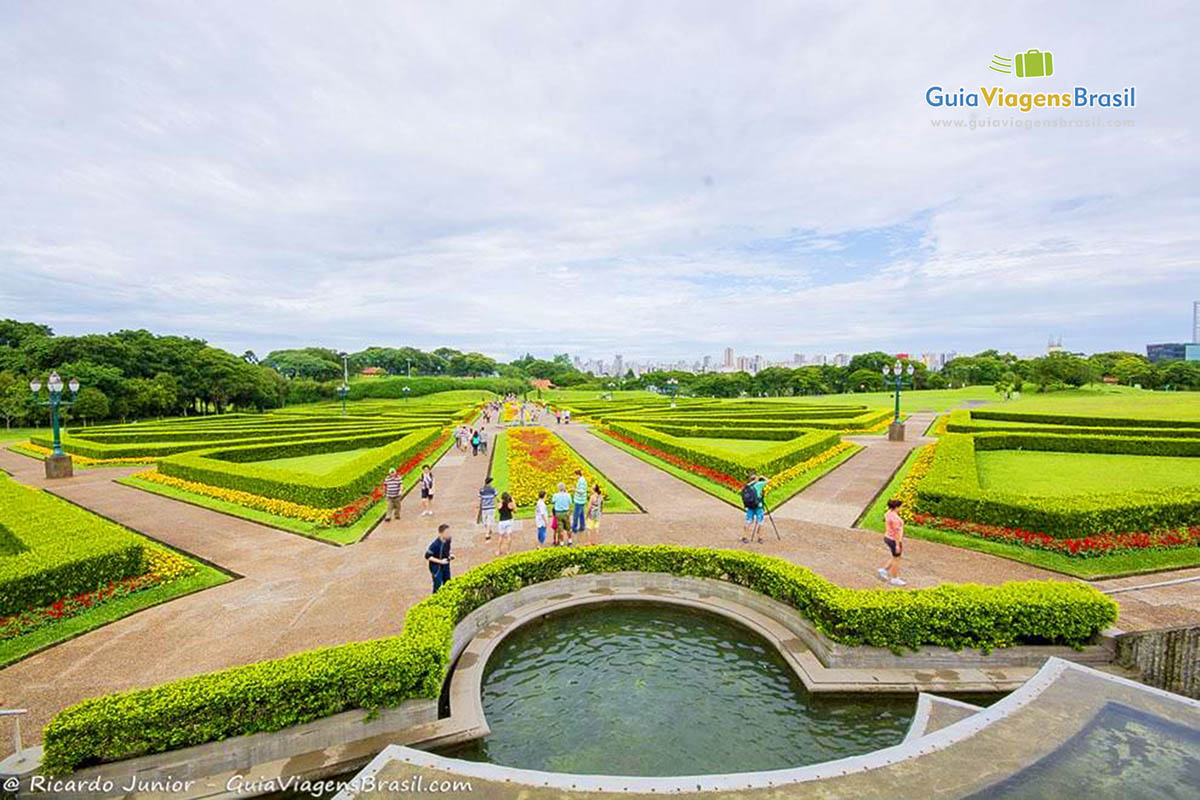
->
[0, 475, 145, 616]
[607, 422, 840, 478]
[41, 545, 1118, 775]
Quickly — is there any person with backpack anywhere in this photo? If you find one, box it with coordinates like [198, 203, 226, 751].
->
[471, 429, 481, 456]
[740, 472, 768, 543]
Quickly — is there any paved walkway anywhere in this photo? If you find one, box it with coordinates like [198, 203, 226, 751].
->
[772, 413, 937, 526]
[0, 417, 1193, 755]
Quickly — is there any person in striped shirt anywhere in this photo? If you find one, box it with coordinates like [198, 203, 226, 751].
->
[383, 468, 403, 522]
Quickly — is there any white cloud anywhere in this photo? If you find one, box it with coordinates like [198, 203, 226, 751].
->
[0, 0, 1197, 362]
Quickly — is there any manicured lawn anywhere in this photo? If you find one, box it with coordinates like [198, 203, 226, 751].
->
[861, 449, 1200, 580]
[490, 430, 640, 519]
[683, 436, 785, 456]
[0, 427, 48, 446]
[118, 435, 457, 545]
[976, 450, 1200, 496]
[255, 447, 377, 475]
[980, 386, 1200, 420]
[0, 555, 230, 668]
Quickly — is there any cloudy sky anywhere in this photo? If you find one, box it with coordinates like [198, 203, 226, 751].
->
[1, 1, 1196, 362]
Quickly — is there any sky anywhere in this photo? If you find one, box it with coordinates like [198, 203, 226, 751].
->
[1, 0, 1197, 363]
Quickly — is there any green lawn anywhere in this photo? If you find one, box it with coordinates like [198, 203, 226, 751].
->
[255, 447, 377, 475]
[118, 435, 457, 545]
[0, 554, 230, 668]
[861, 449, 1200, 580]
[0, 427, 49, 446]
[979, 386, 1200, 420]
[489, 430, 640, 519]
[683, 437, 785, 456]
[977, 450, 1200, 496]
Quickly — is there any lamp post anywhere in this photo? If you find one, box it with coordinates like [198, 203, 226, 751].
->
[667, 377, 679, 408]
[882, 361, 915, 441]
[30, 371, 79, 478]
[402, 385, 410, 403]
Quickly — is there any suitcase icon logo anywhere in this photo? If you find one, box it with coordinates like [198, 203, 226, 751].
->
[989, 49, 1054, 78]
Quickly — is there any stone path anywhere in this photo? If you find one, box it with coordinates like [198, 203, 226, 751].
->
[771, 413, 937, 526]
[0, 416, 1194, 755]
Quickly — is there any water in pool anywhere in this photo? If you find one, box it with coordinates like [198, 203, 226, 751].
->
[437, 602, 915, 776]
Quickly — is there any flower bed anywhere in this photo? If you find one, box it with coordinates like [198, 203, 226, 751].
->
[911, 514, 1200, 557]
[506, 427, 606, 505]
[0, 548, 196, 641]
[133, 470, 339, 525]
[11, 442, 157, 467]
[765, 442, 856, 491]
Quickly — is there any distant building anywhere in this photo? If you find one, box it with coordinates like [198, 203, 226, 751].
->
[833, 353, 850, 367]
[812, 354, 827, 366]
[1147, 343, 1187, 363]
[701, 355, 712, 372]
[1187, 344, 1200, 362]
[723, 347, 735, 368]
[1194, 301, 1200, 343]
[359, 366, 387, 377]
[613, 354, 624, 378]
[793, 353, 806, 366]
[1047, 336, 1063, 354]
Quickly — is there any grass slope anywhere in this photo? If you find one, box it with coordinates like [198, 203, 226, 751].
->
[976, 450, 1200, 496]
[860, 449, 1200, 580]
[254, 447, 378, 475]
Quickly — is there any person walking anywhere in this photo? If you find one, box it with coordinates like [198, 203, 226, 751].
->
[535, 490, 549, 547]
[878, 499, 907, 586]
[383, 468, 403, 522]
[585, 483, 603, 546]
[419, 464, 435, 516]
[425, 524, 453, 593]
[740, 472, 767, 543]
[496, 491, 516, 556]
[471, 429, 481, 456]
[571, 469, 588, 538]
[478, 476, 498, 541]
[551, 482, 573, 546]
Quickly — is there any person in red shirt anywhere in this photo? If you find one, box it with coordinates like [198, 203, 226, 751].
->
[878, 498, 906, 586]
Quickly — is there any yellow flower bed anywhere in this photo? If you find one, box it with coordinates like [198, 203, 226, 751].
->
[506, 427, 602, 506]
[133, 469, 338, 525]
[144, 546, 198, 581]
[19, 442, 157, 466]
[892, 442, 938, 521]
[766, 442, 856, 491]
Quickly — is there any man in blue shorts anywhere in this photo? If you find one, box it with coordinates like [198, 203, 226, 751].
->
[740, 472, 767, 543]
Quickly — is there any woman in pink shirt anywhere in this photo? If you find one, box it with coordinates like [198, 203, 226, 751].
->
[878, 499, 907, 586]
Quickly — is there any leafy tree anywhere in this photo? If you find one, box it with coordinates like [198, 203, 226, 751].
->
[72, 387, 110, 425]
[847, 368, 886, 392]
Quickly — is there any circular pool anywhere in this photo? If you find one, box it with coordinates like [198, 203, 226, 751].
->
[437, 602, 915, 776]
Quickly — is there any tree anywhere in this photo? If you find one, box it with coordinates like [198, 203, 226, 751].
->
[848, 368, 886, 392]
[0, 373, 33, 429]
[72, 387, 110, 425]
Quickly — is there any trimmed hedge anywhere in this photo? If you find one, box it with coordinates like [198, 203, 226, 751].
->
[41, 545, 1118, 775]
[915, 433, 1200, 536]
[607, 422, 840, 477]
[945, 409, 1200, 439]
[0, 474, 145, 616]
[158, 427, 440, 507]
[971, 410, 1200, 430]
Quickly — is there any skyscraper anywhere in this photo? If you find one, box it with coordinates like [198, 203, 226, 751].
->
[1193, 300, 1199, 343]
[723, 347, 735, 368]
[613, 354, 624, 378]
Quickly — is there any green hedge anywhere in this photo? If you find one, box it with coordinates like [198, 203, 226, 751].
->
[41, 544, 1118, 775]
[945, 409, 1200, 439]
[158, 427, 440, 507]
[607, 422, 840, 477]
[0, 474, 145, 616]
[914, 434, 1200, 536]
[348, 376, 529, 400]
[971, 410, 1200, 429]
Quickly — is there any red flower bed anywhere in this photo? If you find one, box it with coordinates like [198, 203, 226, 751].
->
[912, 512, 1200, 557]
[330, 434, 449, 526]
[604, 428, 742, 490]
[1, 574, 163, 641]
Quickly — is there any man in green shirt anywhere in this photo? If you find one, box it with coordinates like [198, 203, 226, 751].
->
[571, 469, 588, 537]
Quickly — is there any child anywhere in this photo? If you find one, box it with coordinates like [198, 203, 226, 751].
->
[878, 498, 906, 586]
[535, 490, 549, 547]
[585, 484, 603, 546]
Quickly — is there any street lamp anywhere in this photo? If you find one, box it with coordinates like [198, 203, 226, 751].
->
[402, 385, 410, 403]
[667, 377, 679, 408]
[336, 383, 349, 415]
[882, 361, 916, 441]
[30, 371, 80, 478]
